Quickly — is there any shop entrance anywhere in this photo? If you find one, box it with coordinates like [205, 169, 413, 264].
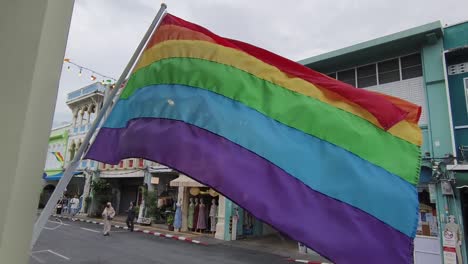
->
[187, 187, 219, 233]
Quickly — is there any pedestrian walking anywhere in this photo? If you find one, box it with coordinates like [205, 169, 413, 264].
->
[126, 202, 136, 232]
[69, 195, 80, 221]
[102, 202, 115, 236]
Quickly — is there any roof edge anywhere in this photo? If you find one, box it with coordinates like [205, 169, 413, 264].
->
[298, 21, 443, 66]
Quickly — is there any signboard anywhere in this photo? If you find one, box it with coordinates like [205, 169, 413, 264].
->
[443, 229, 457, 264]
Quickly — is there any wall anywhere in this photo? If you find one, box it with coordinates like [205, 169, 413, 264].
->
[444, 22, 468, 50]
[364, 77, 428, 125]
[44, 128, 69, 172]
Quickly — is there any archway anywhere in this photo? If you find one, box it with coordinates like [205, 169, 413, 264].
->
[38, 184, 56, 209]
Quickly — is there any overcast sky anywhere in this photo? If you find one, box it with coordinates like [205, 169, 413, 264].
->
[52, 0, 468, 127]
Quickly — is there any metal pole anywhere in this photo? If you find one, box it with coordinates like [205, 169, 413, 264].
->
[31, 3, 168, 248]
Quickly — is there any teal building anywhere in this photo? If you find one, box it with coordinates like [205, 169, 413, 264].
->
[222, 20, 468, 264]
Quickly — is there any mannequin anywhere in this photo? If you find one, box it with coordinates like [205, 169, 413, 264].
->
[174, 199, 182, 232]
[209, 199, 218, 234]
[193, 198, 199, 232]
[196, 198, 207, 232]
[231, 207, 239, 240]
[187, 198, 194, 231]
[445, 215, 462, 264]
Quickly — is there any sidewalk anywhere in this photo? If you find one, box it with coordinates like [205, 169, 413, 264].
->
[221, 234, 331, 264]
[53, 213, 217, 245]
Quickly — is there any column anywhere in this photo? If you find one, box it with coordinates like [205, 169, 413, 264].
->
[178, 186, 189, 232]
[422, 38, 455, 158]
[80, 172, 92, 214]
[215, 195, 227, 240]
[138, 167, 151, 223]
[0, 0, 74, 262]
[71, 110, 78, 127]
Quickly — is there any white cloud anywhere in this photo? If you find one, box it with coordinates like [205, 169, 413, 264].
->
[52, 0, 468, 126]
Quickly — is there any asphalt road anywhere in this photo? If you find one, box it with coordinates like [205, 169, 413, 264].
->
[30, 218, 290, 264]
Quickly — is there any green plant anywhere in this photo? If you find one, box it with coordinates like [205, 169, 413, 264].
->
[90, 179, 112, 215]
[134, 206, 140, 217]
[84, 196, 92, 213]
[145, 191, 158, 218]
[91, 179, 112, 196]
[166, 213, 174, 226]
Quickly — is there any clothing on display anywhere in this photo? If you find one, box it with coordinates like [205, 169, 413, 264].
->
[193, 198, 200, 230]
[209, 199, 217, 232]
[174, 202, 182, 230]
[196, 199, 207, 230]
[188, 198, 194, 229]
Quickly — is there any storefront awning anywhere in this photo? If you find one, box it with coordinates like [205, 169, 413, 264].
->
[170, 175, 205, 187]
[43, 171, 83, 181]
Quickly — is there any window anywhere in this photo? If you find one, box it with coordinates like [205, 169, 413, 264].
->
[378, 59, 400, 84]
[337, 69, 356, 87]
[128, 159, 134, 168]
[357, 64, 377, 88]
[401, 53, 422, 80]
[138, 158, 144, 168]
[119, 161, 124, 168]
[100, 163, 106, 170]
[327, 72, 336, 79]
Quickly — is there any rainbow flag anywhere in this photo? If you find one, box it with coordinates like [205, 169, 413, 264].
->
[52, 151, 65, 164]
[85, 14, 422, 263]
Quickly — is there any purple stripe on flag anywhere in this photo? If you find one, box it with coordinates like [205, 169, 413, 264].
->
[85, 118, 413, 263]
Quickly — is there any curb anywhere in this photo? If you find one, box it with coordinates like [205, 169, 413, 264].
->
[287, 259, 330, 264]
[53, 214, 208, 246]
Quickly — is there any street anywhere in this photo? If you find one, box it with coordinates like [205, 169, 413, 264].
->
[30, 218, 291, 264]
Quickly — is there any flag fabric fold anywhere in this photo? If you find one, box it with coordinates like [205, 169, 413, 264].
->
[85, 13, 422, 263]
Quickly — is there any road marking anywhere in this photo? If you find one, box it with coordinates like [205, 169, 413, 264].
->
[80, 227, 100, 233]
[48, 220, 70, 226]
[29, 253, 45, 263]
[47, 249, 70, 261]
[44, 219, 69, 230]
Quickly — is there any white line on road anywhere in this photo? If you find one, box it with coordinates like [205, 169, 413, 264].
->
[47, 249, 70, 261]
[48, 220, 70, 226]
[44, 219, 69, 230]
[80, 227, 100, 233]
[29, 253, 45, 263]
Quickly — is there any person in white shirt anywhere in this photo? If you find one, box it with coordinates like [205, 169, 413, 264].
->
[69, 195, 80, 220]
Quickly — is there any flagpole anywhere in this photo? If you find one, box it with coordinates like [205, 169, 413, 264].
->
[31, 3, 168, 248]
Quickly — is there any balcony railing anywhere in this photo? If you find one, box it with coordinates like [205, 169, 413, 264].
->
[67, 83, 105, 101]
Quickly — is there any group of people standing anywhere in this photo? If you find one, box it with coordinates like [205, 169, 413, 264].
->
[55, 194, 81, 220]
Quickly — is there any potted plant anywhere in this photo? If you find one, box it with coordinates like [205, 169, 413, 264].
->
[166, 214, 174, 231]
